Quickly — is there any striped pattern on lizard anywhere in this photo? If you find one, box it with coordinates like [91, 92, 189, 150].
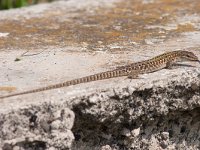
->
[0, 50, 199, 99]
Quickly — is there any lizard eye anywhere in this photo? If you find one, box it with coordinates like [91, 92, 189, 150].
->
[186, 53, 193, 57]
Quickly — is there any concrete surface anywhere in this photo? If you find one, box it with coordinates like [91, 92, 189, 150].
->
[0, 0, 200, 149]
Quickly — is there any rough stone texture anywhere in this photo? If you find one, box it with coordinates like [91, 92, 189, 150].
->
[0, 104, 75, 149]
[0, 0, 200, 149]
[71, 70, 200, 150]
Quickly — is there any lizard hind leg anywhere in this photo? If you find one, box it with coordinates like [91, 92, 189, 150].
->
[127, 70, 140, 84]
[166, 61, 177, 69]
[166, 61, 173, 69]
[127, 70, 139, 79]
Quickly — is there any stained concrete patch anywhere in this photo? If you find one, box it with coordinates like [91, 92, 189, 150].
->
[0, 0, 200, 149]
[1, 0, 200, 50]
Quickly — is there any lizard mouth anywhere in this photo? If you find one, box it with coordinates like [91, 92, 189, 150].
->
[192, 56, 199, 62]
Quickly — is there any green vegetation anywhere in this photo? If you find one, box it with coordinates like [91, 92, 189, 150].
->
[0, 0, 39, 10]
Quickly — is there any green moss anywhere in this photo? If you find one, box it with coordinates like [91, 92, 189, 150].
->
[0, 0, 49, 10]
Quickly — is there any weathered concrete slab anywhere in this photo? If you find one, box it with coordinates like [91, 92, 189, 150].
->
[0, 0, 200, 149]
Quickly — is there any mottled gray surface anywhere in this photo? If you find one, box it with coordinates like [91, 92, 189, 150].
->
[71, 70, 200, 149]
[0, 0, 200, 149]
[0, 105, 75, 149]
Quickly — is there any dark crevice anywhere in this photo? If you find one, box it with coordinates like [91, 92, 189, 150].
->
[3, 141, 46, 150]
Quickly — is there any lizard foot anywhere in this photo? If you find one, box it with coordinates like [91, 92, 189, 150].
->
[127, 71, 139, 79]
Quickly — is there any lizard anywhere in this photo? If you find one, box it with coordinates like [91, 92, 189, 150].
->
[0, 50, 199, 99]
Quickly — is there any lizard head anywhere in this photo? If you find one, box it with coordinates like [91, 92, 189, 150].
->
[180, 51, 199, 62]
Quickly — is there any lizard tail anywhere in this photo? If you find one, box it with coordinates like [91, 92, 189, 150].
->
[0, 82, 69, 99]
[0, 70, 127, 99]
[0, 80, 78, 99]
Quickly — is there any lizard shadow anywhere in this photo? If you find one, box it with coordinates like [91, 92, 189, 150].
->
[172, 63, 196, 68]
[118, 63, 196, 84]
[126, 64, 196, 82]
